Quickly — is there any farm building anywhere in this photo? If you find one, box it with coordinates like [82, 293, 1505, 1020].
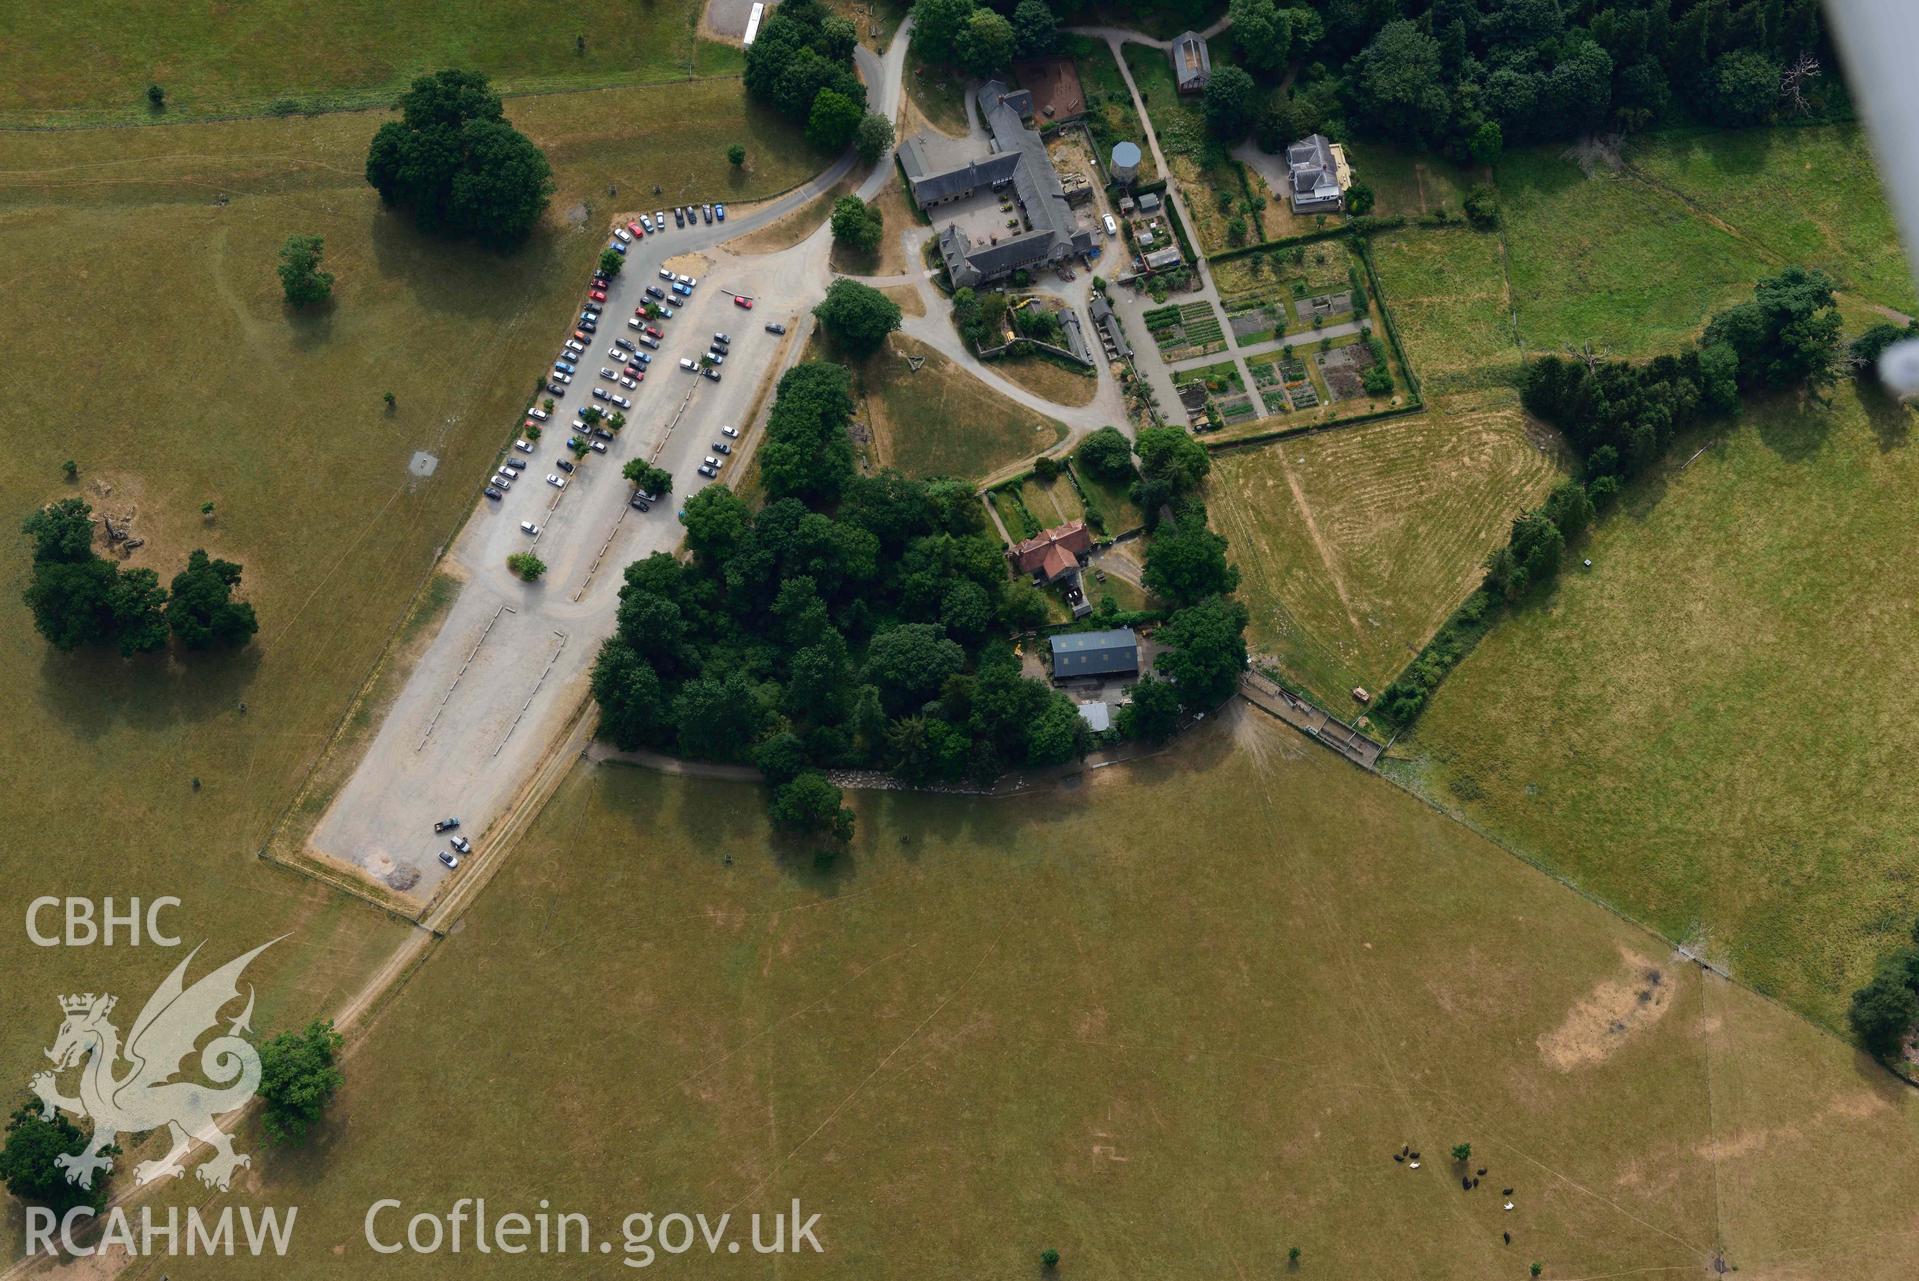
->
[1008, 519, 1093, 583]
[1050, 629, 1140, 680]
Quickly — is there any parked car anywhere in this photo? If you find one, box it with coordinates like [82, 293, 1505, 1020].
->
[702, 203, 713, 223]
[631, 351, 652, 365]
[588, 289, 607, 302]
[609, 393, 631, 409]
[556, 458, 575, 473]
[439, 851, 461, 869]
[706, 349, 725, 365]
[450, 835, 471, 853]
[515, 439, 535, 453]
[671, 282, 692, 298]
[546, 473, 567, 488]
[551, 371, 572, 384]
[484, 486, 504, 500]
[593, 388, 611, 402]
[627, 317, 645, 332]
[702, 367, 721, 382]
[658, 268, 674, 280]
[619, 375, 639, 390]
[704, 455, 724, 469]
[638, 335, 661, 350]
[608, 239, 627, 254]
[591, 425, 615, 440]
[589, 440, 608, 453]
[564, 339, 586, 353]
[503, 458, 527, 471]
[546, 380, 569, 395]
[644, 325, 664, 340]
[609, 347, 630, 362]
[715, 204, 725, 221]
[658, 305, 675, 319]
[612, 227, 632, 243]
[655, 209, 666, 226]
[626, 221, 643, 237]
[712, 441, 731, 454]
[493, 473, 514, 489]
[765, 321, 785, 334]
[679, 357, 698, 371]
[614, 336, 637, 352]
[639, 214, 654, 233]
[434, 817, 461, 833]
[527, 407, 550, 421]
[573, 329, 591, 343]
[599, 367, 619, 382]
[697, 464, 718, 478]
[720, 424, 739, 438]
[712, 332, 731, 346]
[631, 496, 651, 511]
[673, 207, 685, 227]
[554, 360, 576, 374]
[645, 286, 666, 301]
[735, 296, 755, 310]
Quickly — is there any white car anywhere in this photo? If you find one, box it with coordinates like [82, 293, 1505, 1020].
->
[520, 521, 540, 535]
[609, 347, 630, 363]
[679, 358, 698, 372]
[527, 407, 550, 421]
[720, 424, 739, 438]
[658, 267, 673, 280]
[599, 367, 618, 381]
[515, 439, 535, 453]
[493, 467, 515, 483]
[655, 209, 666, 227]
[612, 227, 633, 243]
[546, 474, 567, 488]
[552, 370, 572, 384]
[609, 393, 632, 409]
[589, 440, 609, 453]
[704, 455, 724, 469]
[706, 350, 725, 365]
[564, 339, 586, 353]
[619, 375, 639, 390]
[439, 851, 461, 869]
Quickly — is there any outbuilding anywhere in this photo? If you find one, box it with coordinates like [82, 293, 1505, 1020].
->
[1050, 628, 1140, 681]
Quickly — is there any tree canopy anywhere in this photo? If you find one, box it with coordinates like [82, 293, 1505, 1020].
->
[830, 195, 884, 253]
[258, 1021, 346, 1146]
[744, 0, 866, 133]
[814, 277, 903, 356]
[365, 70, 553, 246]
[1, 1103, 114, 1213]
[276, 234, 333, 306]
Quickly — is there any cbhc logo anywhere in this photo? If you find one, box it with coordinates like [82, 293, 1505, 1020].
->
[26, 897, 182, 947]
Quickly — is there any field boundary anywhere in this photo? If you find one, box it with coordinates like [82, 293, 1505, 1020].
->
[1201, 400, 1427, 453]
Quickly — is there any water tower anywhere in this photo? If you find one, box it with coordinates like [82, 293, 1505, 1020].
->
[1110, 140, 1141, 186]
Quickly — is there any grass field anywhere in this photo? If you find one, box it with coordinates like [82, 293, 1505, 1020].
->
[1070, 463, 1146, 536]
[989, 353, 1100, 407]
[1400, 381, 1919, 1027]
[1212, 399, 1560, 708]
[1370, 227, 1519, 395]
[1345, 140, 1476, 219]
[0, 0, 742, 125]
[856, 336, 1066, 480]
[0, 82, 817, 1262]
[149, 712, 1919, 1279]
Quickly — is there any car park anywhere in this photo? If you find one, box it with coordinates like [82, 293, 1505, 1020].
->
[450, 835, 471, 853]
[702, 367, 721, 382]
[434, 817, 461, 833]
[546, 473, 567, 488]
[720, 424, 739, 438]
[609, 393, 631, 409]
[679, 358, 698, 372]
[503, 458, 527, 471]
[712, 441, 731, 454]
[735, 296, 755, 310]
[515, 438, 535, 453]
[765, 321, 785, 334]
[612, 227, 632, 243]
[556, 458, 575, 472]
[619, 375, 639, 390]
[439, 851, 461, 870]
[484, 486, 504, 500]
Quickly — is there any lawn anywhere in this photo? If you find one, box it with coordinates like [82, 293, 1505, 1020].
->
[157, 715, 1919, 1280]
[1070, 462, 1146, 537]
[990, 353, 1100, 407]
[0, 84, 816, 1262]
[1370, 226, 1520, 395]
[1625, 124, 1917, 316]
[1211, 392, 1562, 709]
[906, 63, 973, 137]
[1344, 139, 1476, 219]
[1062, 35, 1159, 186]
[0, 0, 742, 125]
[856, 336, 1067, 481]
[1401, 380, 1919, 1028]
[1018, 472, 1085, 527]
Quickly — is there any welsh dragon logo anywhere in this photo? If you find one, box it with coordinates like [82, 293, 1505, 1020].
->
[30, 939, 279, 1193]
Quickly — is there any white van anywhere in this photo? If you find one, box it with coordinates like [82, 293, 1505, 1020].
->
[1102, 214, 1118, 237]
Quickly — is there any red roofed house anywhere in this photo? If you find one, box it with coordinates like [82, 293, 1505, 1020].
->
[1008, 519, 1093, 584]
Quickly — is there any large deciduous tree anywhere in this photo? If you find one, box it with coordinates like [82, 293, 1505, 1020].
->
[365, 70, 553, 246]
[813, 277, 902, 356]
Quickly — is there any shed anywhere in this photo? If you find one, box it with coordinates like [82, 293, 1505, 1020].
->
[1077, 701, 1113, 733]
[1050, 628, 1140, 680]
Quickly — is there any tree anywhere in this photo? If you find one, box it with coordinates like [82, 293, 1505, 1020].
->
[864, 623, 965, 715]
[1144, 512, 1239, 607]
[1155, 597, 1249, 711]
[622, 460, 673, 496]
[257, 1021, 346, 1146]
[384, 391, 397, 410]
[910, 0, 977, 65]
[1468, 120, 1503, 166]
[24, 558, 121, 652]
[1348, 21, 1450, 147]
[1540, 479, 1593, 542]
[105, 567, 171, 656]
[1450, 1142, 1472, 1163]
[768, 770, 855, 844]
[1, 1103, 115, 1214]
[591, 640, 671, 750]
[1702, 267, 1842, 393]
[1202, 65, 1259, 141]
[958, 8, 1015, 75]
[1117, 675, 1182, 741]
[727, 143, 747, 167]
[598, 246, 626, 276]
[1346, 183, 1376, 216]
[61, 459, 77, 481]
[1040, 1248, 1062, 1269]
[23, 497, 97, 564]
[680, 485, 754, 564]
[276, 234, 334, 306]
[1706, 51, 1780, 127]
[814, 277, 902, 356]
[1851, 321, 1918, 379]
[146, 84, 166, 110]
[673, 673, 770, 761]
[1075, 426, 1136, 484]
[830, 195, 884, 253]
[855, 112, 895, 164]
[1133, 425, 1211, 491]
[806, 88, 865, 151]
[761, 361, 858, 504]
[364, 69, 554, 246]
[1228, 0, 1295, 76]
[1849, 952, 1919, 1059]
[1011, 0, 1058, 58]
[166, 549, 259, 650]
[507, 552, 547, 581]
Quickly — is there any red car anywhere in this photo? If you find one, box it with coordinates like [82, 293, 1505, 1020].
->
[733, 295, 754, 310]
[588, 289, 607, 303]
[644, 325, 664, 340]
[626, 221, 644, 238]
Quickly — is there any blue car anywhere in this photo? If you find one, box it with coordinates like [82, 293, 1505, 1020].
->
[608, 239, 627, 254]
[715, 204, 726, 222]
[671, 282, 692, 297]
[554, 360, 576, 374]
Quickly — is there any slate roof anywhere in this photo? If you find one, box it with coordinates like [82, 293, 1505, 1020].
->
[1170, 31, 1212, 92]
[1050, 628, 1141, 679]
